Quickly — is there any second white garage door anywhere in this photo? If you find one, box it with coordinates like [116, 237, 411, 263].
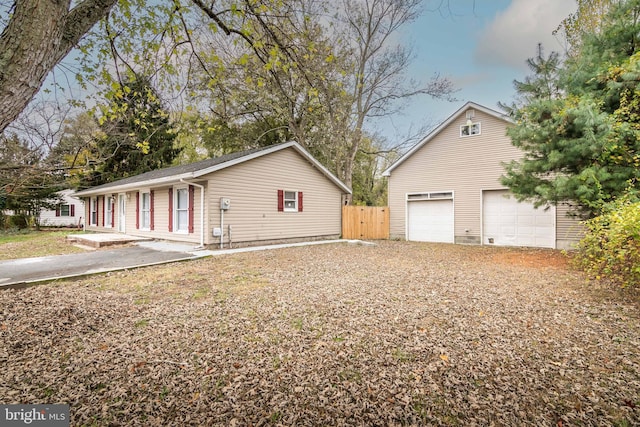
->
[407, 199, 454, 243]
[483, 190, 555, 248]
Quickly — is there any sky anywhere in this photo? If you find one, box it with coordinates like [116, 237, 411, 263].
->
[376, 0, 578, 143]
[14, 0, 578, 150]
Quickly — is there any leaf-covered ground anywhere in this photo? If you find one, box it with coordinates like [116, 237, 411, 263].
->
[1, 241, 639, 426]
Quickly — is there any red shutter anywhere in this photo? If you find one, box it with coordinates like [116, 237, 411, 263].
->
[188, 185, 194, 233]
[71, 204, 75, 217]
[135, 192, 140, 229]
[168, 188, 173, 232]
[150, 190, 155, 231]
[55, 206, 60, 217]
[277, 189, 284, 212]
[101, 196, 105, 226]
[298, 192, 303, 212]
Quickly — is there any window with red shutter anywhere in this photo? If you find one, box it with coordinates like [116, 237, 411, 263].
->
[277, 189, 284, 211]
[168, 188, 173, 232]
[188, 185, 194, 234]
[150, 190, 155, 231]
[279, 190, 303, 212]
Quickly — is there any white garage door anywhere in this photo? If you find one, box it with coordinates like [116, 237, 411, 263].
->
[483, 190, 555, 248]
[407, 199, 454, 243]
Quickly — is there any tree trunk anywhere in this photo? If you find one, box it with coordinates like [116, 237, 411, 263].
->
[0, 0, 118, 133]
[342, 134, 360, 206]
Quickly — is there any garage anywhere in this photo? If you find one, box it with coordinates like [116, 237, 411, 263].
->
[483, 190, 555, 248]
[407, 193, 454, 243]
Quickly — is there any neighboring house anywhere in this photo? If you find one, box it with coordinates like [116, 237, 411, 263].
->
[39, 189, 84, 228]
[74, 142, 351, 247]
[382, 101, 582, 250]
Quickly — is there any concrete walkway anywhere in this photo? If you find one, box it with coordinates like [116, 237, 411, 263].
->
[0, 237, 366, 288]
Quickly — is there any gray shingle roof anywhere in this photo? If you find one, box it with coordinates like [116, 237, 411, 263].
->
[75, 142, 352, 196]
[77, 144, 282, 194]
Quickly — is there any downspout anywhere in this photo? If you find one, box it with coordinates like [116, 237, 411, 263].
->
[82, 197, 87, 232]
[180, 179, 205, 249]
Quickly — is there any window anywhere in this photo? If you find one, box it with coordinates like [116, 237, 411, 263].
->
[460, 122, 480, 137]
[90, 197, 98, 226]
[140, 192, 150, 230]
[277, 189, 303, 212]
[284, 191, 297, 211]
[105, 197, 113, 228]
[175, 188, 189, 232]
[56, 204, 71, 217]
[407, 191, 453, 201]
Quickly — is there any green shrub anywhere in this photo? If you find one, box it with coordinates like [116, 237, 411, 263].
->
[574, 197, 640, 287]
[4, 214, 29, 230]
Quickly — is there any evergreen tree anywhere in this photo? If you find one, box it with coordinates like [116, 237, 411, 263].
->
[502, 0, 640, 215]
[0, 134, 61, 227]
[81, 76, 181, 188]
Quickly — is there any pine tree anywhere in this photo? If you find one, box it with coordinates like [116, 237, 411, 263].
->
[0, 134, 62, 227]
[502, 0, 640, 216]
[81, 76, 181, 188]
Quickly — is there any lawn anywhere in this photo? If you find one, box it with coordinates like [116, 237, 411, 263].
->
[1, 241, 638, 426]
[0, 230, 87, 260]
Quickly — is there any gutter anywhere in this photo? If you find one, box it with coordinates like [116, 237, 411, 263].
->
[75, 173, 195, 197]
[180, 179, 205, 249]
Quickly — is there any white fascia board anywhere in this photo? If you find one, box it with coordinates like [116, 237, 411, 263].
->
[382, 101, 512, 177]
[289, 142, 353, 194]
[74, 172, 195, 197]
[192, 141, 353, 194]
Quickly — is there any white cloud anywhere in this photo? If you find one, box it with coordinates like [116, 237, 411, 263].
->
[474, 0, 577, 70]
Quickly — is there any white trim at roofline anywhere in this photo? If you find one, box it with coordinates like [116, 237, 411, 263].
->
[192, 141, 352, 194]
[76, 141, 352, 196]
[75, 173, 195, 196]
[382, 101, 512, 177]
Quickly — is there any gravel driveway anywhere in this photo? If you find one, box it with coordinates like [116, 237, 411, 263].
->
[1, 241, 638, 426]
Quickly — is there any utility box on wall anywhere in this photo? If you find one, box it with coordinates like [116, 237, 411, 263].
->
[220, 197, 231, 210]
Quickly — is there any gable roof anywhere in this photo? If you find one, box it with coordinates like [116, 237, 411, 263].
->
[75, 141, 351, 196]
[382, 101, 512, 176]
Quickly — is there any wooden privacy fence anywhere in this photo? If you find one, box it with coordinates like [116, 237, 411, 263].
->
[342, 206, 389, 240]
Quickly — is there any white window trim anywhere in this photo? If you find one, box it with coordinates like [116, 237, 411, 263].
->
[284, 190, 298, 212]
[90, 197, 98, 226]
[139, 191, 151, 231]
[118, 193, 126, 233]
[105, 196, 113, 228]
[59, 204, 71, 217]
[460, 122, 481, 137]
[406, 191, 454, 201]
[174, 186, 189, 234]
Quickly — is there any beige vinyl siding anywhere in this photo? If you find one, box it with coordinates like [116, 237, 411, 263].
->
[389, 108, 583, 248]
[204, 147, 343, 245]
[81, 145, 345, 245]
[126, 186, 205, 244]
[556, 204, 585, 250]
[85, 196, 106, 230]
[389, 110, 522, 243]
[85, 188, 206, 245]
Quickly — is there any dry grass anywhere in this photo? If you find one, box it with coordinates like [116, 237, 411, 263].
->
[1, 241, 639, 426]
[0, 230, 86, 260]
